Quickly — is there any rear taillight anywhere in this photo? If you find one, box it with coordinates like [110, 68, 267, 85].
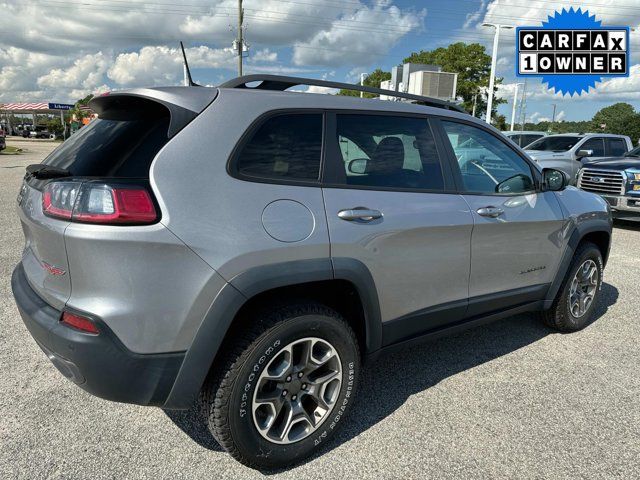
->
[43, 181, 157, 225]
[61, 311, 99, 334]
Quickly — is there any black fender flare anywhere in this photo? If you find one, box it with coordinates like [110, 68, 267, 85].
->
[544, 219, 612, 308]
[163, 258, 382, 409]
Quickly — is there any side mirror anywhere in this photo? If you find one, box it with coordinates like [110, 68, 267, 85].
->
[542, 168, 568, 191]
[576, 149, 593, 159]
[347, 158, 367, 175]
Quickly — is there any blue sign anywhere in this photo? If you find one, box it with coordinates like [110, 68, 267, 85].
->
[516, 8, 629, 96]
[48, 103, 73, 110]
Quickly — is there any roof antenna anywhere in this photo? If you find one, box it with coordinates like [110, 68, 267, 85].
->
[180, 41, 199, 87]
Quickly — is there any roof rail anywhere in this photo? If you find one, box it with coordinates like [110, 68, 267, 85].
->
[219, 74, 467, 113]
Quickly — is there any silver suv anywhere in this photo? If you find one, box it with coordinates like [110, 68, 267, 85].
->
[525, 133, 632, 181]
[12, 75, 612, 469]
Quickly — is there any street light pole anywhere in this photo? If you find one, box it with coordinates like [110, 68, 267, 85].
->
[510, 82, 524, 131]
[483, 23, 513, 125]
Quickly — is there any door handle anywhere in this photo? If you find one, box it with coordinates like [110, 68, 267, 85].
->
[476, 206, 504, 218]
[338, 208, 382, 221]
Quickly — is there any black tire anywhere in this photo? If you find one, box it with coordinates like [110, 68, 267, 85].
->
[541, 242, 603, 332]
[201, 303, 360, 469]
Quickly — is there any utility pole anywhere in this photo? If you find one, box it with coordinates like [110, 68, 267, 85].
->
[360, 73, 366, 98]
[550, 103, 557, 132]
[237, 0, 243, 77]
[510, 82, 524, 131]
[482, 23, 514, 124]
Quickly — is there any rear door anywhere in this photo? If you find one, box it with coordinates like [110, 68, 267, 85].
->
[322, 112, 473, 345]
[438, 119, 565, 315]
[606, 137, 628, 157]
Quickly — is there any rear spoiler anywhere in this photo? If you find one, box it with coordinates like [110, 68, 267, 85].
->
[89, 87, 218, 137]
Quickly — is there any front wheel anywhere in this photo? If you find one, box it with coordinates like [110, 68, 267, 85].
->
[201, 303, 360, 469]
[541, 242, 604, 332]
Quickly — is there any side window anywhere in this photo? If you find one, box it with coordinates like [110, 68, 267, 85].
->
[335, 114, 444, 191]
[521, 134, 542, 147]
[607, 138, 627, 156]
[442, 121, 535, 195]
[581, 138, 605, 156]
[235, 114, 322, 181]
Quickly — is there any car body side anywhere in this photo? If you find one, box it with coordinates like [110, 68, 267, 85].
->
[13, 87, 612, 410]
[152, 88, 611, 408]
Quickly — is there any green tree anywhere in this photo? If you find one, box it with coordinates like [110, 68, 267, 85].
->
[591, 103, 640, 144]
[494, 114, 508, 131]
[70, 94, 94, 122]
[45, 119, 63, 136]
[338, 69, 391, 98]
[403, 42, 505, 117]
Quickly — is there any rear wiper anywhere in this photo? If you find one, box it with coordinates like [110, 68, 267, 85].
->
[25, 164, 72, 179]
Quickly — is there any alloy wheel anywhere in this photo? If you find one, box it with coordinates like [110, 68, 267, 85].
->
[569, 259, 599, 318]
[252, 337, 342, 444]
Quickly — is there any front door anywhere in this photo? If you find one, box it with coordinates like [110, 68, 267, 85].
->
[322, 113, 473, 344]
[439, 120, 566, 315]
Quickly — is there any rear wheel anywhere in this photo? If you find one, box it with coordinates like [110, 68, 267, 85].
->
[201, 303, 360, 469]
[542, 242, 603, 332]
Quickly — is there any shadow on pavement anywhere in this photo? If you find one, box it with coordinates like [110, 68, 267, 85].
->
[164, 405, 223, 452]
[613, 220, 640, 232]
[165, 282, 619, 470]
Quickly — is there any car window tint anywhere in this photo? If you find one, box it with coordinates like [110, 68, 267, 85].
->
[235, 114, 322, 181]
[335, 115, 444, 190]
[520, 134, 543, 147]
[42, 103, 170, 178]
[442, 121, 535, 195]
[608, 138, 627, 156]
[581, 138, 605, 156]
[526, 136, 580, 151]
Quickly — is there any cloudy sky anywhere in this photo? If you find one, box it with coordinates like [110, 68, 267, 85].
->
[1, 0, 640, 122]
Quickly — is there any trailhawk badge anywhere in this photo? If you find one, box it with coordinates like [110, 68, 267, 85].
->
[516, 8, 629, 96]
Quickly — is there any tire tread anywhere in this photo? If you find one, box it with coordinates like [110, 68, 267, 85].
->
[200, 302, 359, 468]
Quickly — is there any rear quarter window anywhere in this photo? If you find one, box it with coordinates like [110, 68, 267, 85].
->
[233, 113, 323, 182]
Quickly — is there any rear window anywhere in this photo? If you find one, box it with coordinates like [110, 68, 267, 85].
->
[525, 136, 581, 152]
[42, 101, 170, 178]
[519, 134, 543, 147]
[234, 113, 322, 182]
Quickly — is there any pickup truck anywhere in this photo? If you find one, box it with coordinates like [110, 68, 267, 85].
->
[577, 145, 640, 220]
[525, 133, 632, 182]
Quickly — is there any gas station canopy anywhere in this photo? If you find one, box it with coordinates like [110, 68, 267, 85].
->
[0, 102, 74, 113]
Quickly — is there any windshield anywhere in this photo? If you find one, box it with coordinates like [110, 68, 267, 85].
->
[525, 136, 581, 152]
[625, 145, 640, 157]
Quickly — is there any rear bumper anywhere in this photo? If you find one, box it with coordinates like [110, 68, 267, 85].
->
[11, 263, 185, 406]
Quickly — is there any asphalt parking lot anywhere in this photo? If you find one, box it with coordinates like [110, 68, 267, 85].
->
[1, 139, 639, 479]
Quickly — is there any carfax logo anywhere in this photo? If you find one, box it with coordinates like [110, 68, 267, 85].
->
[516, 7, 629, 96]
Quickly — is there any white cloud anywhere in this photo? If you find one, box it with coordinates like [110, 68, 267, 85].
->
[292, 3, 424, 66]
[38, 52, 109, 89]
[252, 49, 278, 63]
[107, 46, 238, 86]
[529, 110, 565, 123]
[0, 0, 420, 102]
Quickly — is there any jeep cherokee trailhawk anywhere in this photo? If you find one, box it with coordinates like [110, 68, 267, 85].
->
[12, 75, 612, 469]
